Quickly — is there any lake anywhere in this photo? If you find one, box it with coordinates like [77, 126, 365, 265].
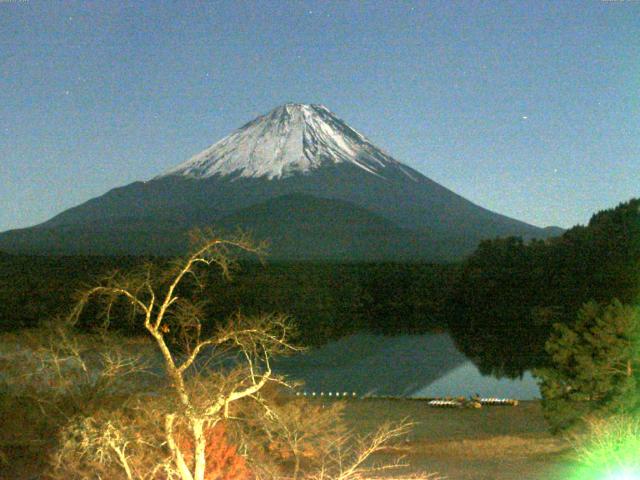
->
[274, 332, 541, 399]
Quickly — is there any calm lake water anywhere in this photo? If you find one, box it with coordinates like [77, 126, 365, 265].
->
[274, 332, 541, 399]
[0, 331, 541, 400]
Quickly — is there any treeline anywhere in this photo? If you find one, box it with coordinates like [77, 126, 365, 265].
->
[200, 262, 457, 344]
[1, 198, 637, 371]
[0, 253, 456, 345]
[448, 198, 640, 377]
[0, 255, 144, 330]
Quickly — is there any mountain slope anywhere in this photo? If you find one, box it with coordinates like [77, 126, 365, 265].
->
[0, 194, 463, 260]
[0, 103, 558, 259]
[215, 193, 455, 261]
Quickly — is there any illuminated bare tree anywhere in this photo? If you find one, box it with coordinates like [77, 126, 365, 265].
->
[68, 230, 298, 480]
[52, 229, 442, 480]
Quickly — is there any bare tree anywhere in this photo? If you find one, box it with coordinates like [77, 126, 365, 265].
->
[47, 229, 442, 480]
[238, 390, 348, 479]
[66, 230, 298, 480]
[309, 419, 441, 480]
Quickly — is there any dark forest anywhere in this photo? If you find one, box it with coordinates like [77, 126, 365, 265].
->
[1, 198, 638, 377]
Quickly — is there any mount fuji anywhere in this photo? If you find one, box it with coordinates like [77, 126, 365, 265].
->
[0, 104, 559, 260]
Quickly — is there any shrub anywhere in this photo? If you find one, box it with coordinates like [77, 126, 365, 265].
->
[175, 422, 252, 480]
[568, 414, 640, 480]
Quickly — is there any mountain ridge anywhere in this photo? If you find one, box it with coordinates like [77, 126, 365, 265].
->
[0, 103, 561, 260]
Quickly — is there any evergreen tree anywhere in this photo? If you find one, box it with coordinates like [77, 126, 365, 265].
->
[535, 300, 640, 432]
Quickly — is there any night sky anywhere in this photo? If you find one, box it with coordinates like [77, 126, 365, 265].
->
[1, 0, 638, 232]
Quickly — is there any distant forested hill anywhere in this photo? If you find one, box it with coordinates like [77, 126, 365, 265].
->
[1, 198, 636, 370]
[0, 255, 145, 331]
[448, 198, 640, 377]
[0, 255, 456, 345]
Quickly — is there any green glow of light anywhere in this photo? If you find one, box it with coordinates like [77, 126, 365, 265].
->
[604, 468, 640, 480]
[569, 416, 640, 480]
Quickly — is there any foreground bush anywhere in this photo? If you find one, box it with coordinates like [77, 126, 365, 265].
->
[175, 423, 252, 480]
[568, 414, 640, 480]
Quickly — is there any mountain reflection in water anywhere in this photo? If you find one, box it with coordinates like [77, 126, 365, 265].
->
[274, 332, 540, 399]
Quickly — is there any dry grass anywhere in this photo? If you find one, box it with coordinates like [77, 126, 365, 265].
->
[336, 399, 574, 480]
[408, 434, 568, 459]
[1, 394, 575, 480]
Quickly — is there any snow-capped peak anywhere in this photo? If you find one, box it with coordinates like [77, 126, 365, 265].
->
[158, 103, 413, 180]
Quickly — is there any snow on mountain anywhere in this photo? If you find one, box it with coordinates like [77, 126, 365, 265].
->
[158, 103, 417, 181]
